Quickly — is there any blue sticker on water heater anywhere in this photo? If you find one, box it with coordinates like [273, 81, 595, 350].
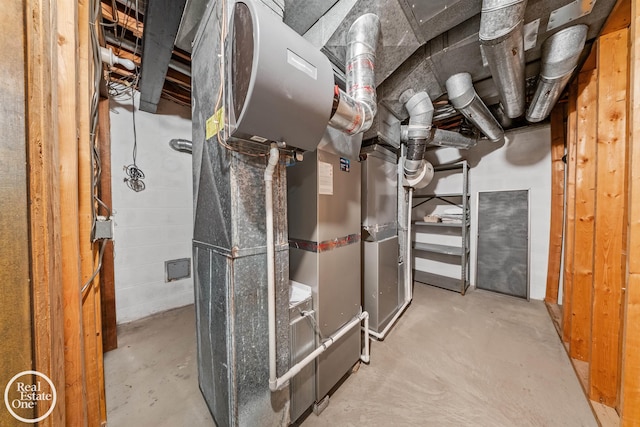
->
[340, 157, 350, 172]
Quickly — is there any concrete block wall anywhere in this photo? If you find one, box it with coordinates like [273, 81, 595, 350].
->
[110, 93, 194, 323]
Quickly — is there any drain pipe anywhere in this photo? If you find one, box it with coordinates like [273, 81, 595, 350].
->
[370, 186, 413, 340]
[446, 73, 504, 143]
[329, 14, 381, 134]
[479, 0, 527, 118]
[526, 25, 588, 122]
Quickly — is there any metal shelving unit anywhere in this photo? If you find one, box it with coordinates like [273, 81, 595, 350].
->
[411, 161, 470, 295]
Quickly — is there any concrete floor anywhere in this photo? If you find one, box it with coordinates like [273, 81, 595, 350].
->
[105, 283, 596, 426]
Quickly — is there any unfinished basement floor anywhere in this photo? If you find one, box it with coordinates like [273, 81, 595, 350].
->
[104, 283, 596, 426]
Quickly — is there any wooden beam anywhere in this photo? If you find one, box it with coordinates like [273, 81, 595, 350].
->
[0, 1, 36, 425]
[98, 98, 118, 352]
[620, 0, 640, 423]
[562, 81, 578, 343]
[58, 1, 88, 424]
[78, 0, 106, 424]
[24, 0, 66, 424]
[138, 0, 188, 112]
[545, 104, 566, 304]
[590, 28, 629, 407]
[101, 1, 143, 38]
[602, 0, 631, 35]
[570, 68, 598, 362]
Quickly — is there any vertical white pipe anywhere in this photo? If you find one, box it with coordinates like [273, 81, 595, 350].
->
[407, 187, 413, 301]
[265, 144, 279, 391]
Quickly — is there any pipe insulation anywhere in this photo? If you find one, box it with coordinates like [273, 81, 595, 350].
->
[526, 25, 588, 123]
[479, 0, 527, 118]
[446, 73, 504, 143]
[430, 129, 479, 150]
[329, 14, 381, 135]
[169, 138, 193, 153]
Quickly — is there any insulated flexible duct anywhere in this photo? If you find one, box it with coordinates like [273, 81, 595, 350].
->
[329, 14, 381, 134]
[479, 0, 527, 118]
[446, 73, 504, 143]
[526, 25, 588, 123]
[430, 128, 479, 150]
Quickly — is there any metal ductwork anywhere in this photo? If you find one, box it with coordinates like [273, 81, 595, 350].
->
[446, 73, 504, 143]
[169, 138, 192, 153]
[400, 90, 435, 189]
[329, 14, 381, 135]
[479, 0, 527, 119]
[526, 25, 588, 123]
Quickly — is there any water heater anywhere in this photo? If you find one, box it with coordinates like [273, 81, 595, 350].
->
[226, 1, 335, 152]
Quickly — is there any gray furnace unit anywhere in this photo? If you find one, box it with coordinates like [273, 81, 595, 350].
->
[361, 144, 402, 333]
[287, 129, 362, 409]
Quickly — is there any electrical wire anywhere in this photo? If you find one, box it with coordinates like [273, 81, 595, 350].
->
[124, 89, 145, 192]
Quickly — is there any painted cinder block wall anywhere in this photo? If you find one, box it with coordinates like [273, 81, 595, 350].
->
[110, 93, 194, 323]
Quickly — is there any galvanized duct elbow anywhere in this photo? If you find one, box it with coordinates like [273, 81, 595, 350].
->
[403, 91, 434, 179]
[328, 14, 381, 134]
[479, 0, 527, 118]
[526, 25, 588, 123]
[169, 138, 192, 154]
[400, 91, 435, 188]
[445, 73, 504, 143]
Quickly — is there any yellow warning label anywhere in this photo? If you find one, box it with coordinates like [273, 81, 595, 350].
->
[206, 107, 224, 140]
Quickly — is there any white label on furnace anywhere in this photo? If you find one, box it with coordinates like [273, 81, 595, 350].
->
[318, 161, 333, 195]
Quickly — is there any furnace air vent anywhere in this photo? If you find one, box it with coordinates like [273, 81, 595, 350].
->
[226, 1, 335, 152]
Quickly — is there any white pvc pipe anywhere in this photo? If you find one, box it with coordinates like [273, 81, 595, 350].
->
[265, 144, 280, 392]
[369, 187, 413, 340]
[265, 145, 370, 391]
[272, 312, 370, 391]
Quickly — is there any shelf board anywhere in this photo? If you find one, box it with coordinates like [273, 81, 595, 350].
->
[413, 193, 465, 198]
[413, 242, 463, 256]
[413, 221, 465, 228]
[413, 270, 467, 293]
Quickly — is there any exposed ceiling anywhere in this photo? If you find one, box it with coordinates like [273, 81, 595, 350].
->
[101, 0, 618, 132]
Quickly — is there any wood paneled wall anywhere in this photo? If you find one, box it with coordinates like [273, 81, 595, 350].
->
[547, 0, 640, 422]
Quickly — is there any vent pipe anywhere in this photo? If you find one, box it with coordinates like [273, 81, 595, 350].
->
[169, 138, 192, 153]
[479, 0, 527, 118]
[400, 90, 435, 189]
[329, 14, 381, 135]
[446, 73, 504, 143]
[526, 25, 588, 123]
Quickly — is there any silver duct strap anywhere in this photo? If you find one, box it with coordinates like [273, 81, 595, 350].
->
[479, 0, 527, 119]
[446, 72, 504, 143]
[329, 14, 381, 135]
[526, 25, 588, 123]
